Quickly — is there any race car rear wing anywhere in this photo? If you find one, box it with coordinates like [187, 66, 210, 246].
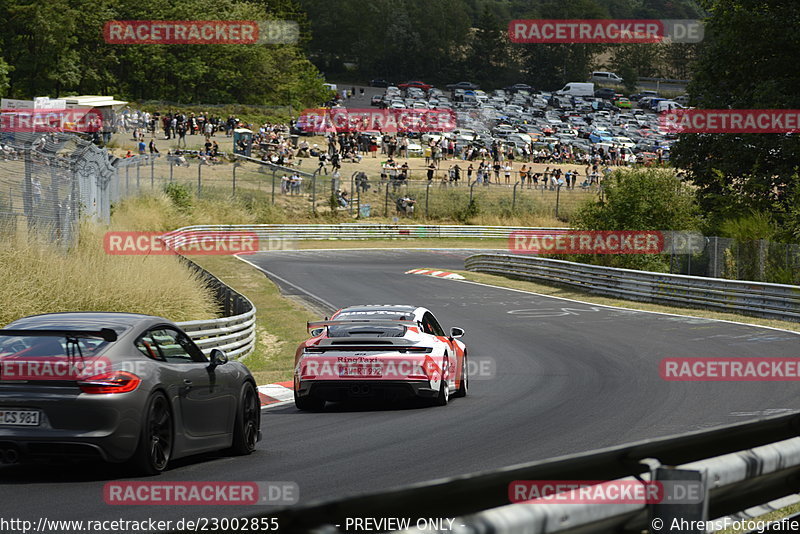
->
[306, 319, 418, 333]
[0, 328, 118, 342]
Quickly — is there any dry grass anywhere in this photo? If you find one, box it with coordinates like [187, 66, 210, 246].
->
[192, 255, 318, 384]
[110, 191, 288, 231]
[0, 225, 218, 325]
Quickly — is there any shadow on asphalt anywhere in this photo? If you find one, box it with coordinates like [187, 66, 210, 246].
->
[0, 449, 256, 483]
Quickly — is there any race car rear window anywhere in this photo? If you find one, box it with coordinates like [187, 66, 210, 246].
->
[326, 324, 406, 338]
[0, 335, 110, 359]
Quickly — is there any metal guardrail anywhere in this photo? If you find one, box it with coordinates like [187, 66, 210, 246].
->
[224, 411, 800, 534]
[638, 76, 690, 84]
[175, 256, 256, 360]
[166, 224, 561, 241]
[464, 253, 800, 322]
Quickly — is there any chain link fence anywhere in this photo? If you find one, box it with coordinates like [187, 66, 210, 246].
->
[2, 133, 799, 285]
[0, 132, 117, 247]
[671, 236, 800, 284]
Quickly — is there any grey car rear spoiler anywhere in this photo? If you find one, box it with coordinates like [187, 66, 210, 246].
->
[0, 329, 118, 342]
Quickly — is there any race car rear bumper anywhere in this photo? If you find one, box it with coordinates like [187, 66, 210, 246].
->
[297, 380, 437, 402]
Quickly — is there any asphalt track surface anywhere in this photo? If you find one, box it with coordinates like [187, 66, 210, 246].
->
[2, 248, 799, 529]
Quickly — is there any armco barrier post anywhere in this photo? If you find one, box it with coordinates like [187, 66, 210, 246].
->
[384, 182, 390, 217]
[311, 172, 317, 214]
[150, 157, 154, 189]
[512, 181, 520, 211]
[197, 162, 202, 196]
[350, 172, 357, 217]
[425, 181, 431, 218]
[232, 162, 237, 195]
[649, 467, 708, 533]
[271, 169, 276, 204]
[136, 159, 141, 191]
[555, 183, 561, 218]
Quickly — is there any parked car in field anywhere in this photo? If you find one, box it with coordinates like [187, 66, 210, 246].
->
[504, 83, 533, 93]
[589, 71, 624, 85]
[630, 90, 659, 101]
[595, 88, 619, 100]
[446, 81, 479, 91]
[399, 81, 433, 91]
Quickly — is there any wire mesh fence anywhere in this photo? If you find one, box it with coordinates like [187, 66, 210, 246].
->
[1, 133, 799, 285]
[0, 132, 117, 247]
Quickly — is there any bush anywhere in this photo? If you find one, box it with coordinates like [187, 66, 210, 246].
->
[163, 182, 193, 212]
[568, 168, 702, 271]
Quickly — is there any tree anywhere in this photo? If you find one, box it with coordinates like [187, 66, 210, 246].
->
[464, 5, 517, 88]
[609, 44, 661, 93]
[569, 168, 702, 270]
[671, 0, 800, 234]
[518, 0, 609, 90]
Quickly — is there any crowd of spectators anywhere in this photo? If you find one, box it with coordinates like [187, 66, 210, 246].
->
[101, 107, 635, 193]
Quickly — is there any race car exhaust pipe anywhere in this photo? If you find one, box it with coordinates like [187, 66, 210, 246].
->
[2, 448, 19, 464]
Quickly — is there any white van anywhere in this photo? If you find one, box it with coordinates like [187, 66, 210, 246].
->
[556, 82, 594, 97]
[589, 71, 624, 85]
[657, 100, 684, 112]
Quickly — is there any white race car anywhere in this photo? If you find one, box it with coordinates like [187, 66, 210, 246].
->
[293, 305, 468, 410]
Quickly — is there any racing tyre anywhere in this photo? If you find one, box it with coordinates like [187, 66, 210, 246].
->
[434, 377, 450, 406]
[129, 392, 173, 476]
[453, 353, 468, 398]
[294, 389, 325, 411]
[230, 382, 260, 455]
[433, 355, 450, 406]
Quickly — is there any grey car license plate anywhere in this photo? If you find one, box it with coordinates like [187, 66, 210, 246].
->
[0, 409, 40, 426]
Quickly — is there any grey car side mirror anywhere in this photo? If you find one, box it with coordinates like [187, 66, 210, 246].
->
[209, 349, 228, 367]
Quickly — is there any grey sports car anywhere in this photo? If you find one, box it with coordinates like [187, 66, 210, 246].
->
[0, 312, 260, 475]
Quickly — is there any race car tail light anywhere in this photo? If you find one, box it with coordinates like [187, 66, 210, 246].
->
[299, 364, 316, 379]
[78, 371, 141, 394]
[406, 362, 429, 380]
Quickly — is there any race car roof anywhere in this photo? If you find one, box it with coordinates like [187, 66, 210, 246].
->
[334, 305, 418, 319]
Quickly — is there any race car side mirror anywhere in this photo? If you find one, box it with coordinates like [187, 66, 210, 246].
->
[450, 327, 465, 339]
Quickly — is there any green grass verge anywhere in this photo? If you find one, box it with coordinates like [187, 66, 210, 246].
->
[716, 502, 800, 534]
[191, 255, 319, 385]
